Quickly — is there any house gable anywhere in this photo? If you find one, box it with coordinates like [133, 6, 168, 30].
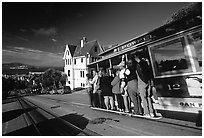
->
[63, 44, 77, 59]
[89, 41, 104, 57]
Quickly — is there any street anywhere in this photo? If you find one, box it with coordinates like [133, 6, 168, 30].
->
[3, 89, 201, 136]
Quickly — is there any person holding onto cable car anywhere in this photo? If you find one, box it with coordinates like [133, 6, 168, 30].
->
[117, 61, 131, 113]
[89, 69, 100, 108]
[85, 73, 94, 107]
[111, 69, 125, 112]
[99, 68, 115, 110]
[134, 54, 156, 117]
[125, 58, 143, 115]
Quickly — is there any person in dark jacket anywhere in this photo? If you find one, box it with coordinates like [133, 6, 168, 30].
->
[125, 58, 143, 115]
[100, 68, 114, 110]
[134, 54, 156, 117]
[96, 69, 104, 109]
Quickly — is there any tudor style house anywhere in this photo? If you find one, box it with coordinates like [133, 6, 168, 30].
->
[63, 37, 104, 90]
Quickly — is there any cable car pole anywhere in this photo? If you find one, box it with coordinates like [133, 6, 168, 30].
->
[109, 59, 112, 76]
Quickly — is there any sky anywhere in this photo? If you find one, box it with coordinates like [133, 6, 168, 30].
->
[2, 1, 190, 67]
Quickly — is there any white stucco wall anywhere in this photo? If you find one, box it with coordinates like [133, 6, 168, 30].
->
[63, 41, 103, 90]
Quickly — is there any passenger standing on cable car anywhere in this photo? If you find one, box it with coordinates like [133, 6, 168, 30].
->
[134, 54, 156, 117]
[89, 69, 100, 108]
[111, 69, 125, 112]
[85, 73, 94, 107]
[100, 68, 114, 110]
[117, 61, 130, 113]
[125, 58, 143, 115]
[96, 69, 105, 109]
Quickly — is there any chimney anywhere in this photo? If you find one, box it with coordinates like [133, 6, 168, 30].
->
[80, 37, 87, 47]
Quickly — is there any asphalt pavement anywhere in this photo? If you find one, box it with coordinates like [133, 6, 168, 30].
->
[2, 90, 202, 136]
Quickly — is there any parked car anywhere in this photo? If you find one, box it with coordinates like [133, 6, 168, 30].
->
[32, 88, 41, 93]
[73, 87, 84, 92]
[62, 86, 71, 94]
[48, 86, 71, 95]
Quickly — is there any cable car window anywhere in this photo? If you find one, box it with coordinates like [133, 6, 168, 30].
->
[189, 31, 202, 71]
[151, 38, 190, 76]
[98, 59, 110, 70]
[111, 55, 125, 67]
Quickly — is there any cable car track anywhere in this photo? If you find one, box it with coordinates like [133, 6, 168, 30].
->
[18, 96, 101, 136]
[17, 98, 42, 136]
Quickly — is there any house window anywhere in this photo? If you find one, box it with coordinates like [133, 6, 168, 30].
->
[65, 59, 67, 65]
[80, 71, 85, 78]
[81, 83, 85, 87]
[92, 57, 98, 62]
[95, 46, 98, 52]
[92, 57, 95, 62]
[68, 59, 71, 65]
[68, 70, 70, 77]
[81, 58, 83, 63]
[74, 59, 76, 64]
[68, 81, 70, 84]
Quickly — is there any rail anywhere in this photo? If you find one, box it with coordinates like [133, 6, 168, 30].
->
[18, 98, 42, 135]
[19, 97, 101, 136]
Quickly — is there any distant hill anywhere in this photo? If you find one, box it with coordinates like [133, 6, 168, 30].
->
[2, 63, 64, 75]
[3, 62, 37, 69]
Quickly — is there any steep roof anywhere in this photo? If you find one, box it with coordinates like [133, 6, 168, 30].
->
[63, 39, 105, 58]
[67, 44, 77, 57]
[74, 40, 101, 57]
[103, 46, 110, 51]
[81, 40, 97, 55]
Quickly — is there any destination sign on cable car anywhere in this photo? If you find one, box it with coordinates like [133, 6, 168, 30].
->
[114, 34, 153, 52]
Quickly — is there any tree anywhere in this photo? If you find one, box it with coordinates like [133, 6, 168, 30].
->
[60, 72, 68, 86]
[26, 68, 67, 94]
[165, 2, 202, 24]
[2, 77, 13, 99]
[41, 68, 63, 90]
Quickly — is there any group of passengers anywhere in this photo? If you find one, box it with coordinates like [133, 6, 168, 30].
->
[86, 53, 159, 118]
